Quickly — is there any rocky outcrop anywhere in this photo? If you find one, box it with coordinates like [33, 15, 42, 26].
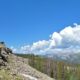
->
[0, 43, 12, 66]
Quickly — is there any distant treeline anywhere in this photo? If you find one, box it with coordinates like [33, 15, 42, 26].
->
[16, 54, 80, 80]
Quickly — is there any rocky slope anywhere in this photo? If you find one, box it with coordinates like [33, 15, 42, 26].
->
[0, 45, 54, 80]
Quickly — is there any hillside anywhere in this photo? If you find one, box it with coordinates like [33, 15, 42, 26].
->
[16, 54, 80, 80]
[0, 43, 54, 80]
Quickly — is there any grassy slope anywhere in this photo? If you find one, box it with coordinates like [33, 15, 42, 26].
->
[0, 69, 22, 80]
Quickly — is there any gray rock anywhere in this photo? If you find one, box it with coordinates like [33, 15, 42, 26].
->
[0, 59, 5, 66]
[0, 45, 13, 66]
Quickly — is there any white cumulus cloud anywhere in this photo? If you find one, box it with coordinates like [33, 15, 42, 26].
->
[10, 46, 17, 53]
[11, 23, 80, 55]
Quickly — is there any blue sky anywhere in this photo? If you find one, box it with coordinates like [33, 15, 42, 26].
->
[0, 0, 80, 48]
